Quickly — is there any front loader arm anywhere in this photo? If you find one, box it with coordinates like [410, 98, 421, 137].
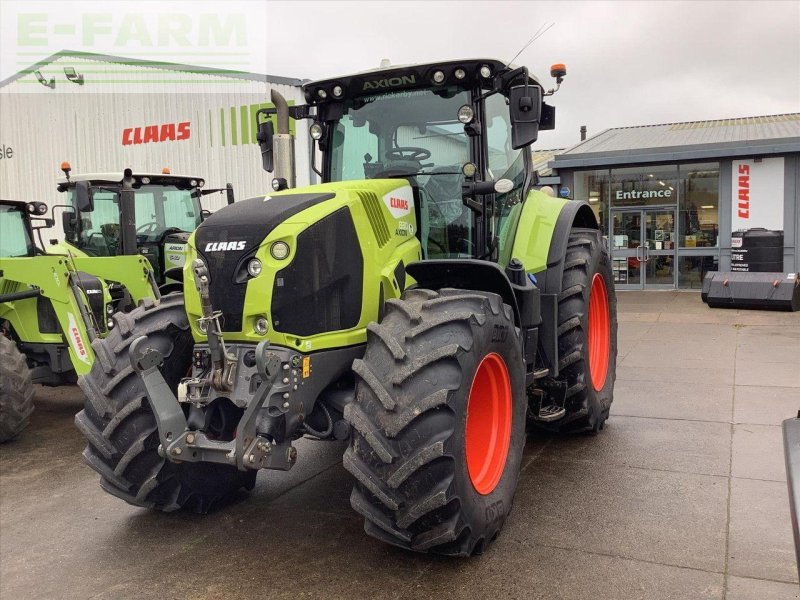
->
[0, 256, 96, 375]
[70, 256, 159, 304]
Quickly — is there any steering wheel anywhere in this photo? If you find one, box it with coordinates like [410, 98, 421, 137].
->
[137, 222, 159, 235]
[385, 147, 431, 162]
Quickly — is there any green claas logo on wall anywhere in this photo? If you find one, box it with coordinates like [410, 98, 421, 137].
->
[207, 101, 296, 147]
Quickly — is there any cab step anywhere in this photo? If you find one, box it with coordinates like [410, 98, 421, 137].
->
[535, 404, 566, 422]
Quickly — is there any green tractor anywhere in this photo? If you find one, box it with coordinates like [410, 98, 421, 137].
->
[54, 164, 235, 292]
[76, 59, 617, 556]
[0, 199, 159, 441]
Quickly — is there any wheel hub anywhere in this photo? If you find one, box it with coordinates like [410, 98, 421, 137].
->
[587, 273, 610, 391]
[465, 353, 512, 495]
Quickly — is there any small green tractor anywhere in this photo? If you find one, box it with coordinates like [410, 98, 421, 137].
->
[77, 59, 617, 556]
[0, 199, 158, 441]
[54, 164, 235, 292]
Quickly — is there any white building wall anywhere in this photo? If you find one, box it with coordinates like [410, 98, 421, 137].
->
[0, 54, 309, 221]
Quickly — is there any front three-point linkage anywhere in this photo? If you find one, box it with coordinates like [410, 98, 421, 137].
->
[129, 336, 297, 471]
[192, 258, 237, 391]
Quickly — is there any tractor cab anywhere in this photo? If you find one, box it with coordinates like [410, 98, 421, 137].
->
[259, 59, 563, 262]
[0, 200, 42, 258]
[56, 166, 235, 288]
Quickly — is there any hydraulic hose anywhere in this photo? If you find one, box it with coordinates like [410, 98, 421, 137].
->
[304, 402, 334, 439]
[0, 288, 41, 303]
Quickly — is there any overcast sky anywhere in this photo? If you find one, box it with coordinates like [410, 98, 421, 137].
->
[2, 0, 798, 148]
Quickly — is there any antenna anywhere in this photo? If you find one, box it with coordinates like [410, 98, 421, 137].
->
[505, 22, 555, 67]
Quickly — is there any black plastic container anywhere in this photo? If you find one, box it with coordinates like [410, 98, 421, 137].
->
[731, 229, 784, 273]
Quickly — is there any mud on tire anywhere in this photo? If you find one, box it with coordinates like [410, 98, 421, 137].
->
[0, 333, 34, 443]
[547, 227, 618, 433]
[75, 294, 255, 512]
[344, 288, 526, 556]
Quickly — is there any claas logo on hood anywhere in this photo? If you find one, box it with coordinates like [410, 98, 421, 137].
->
[204, 241, 246, 252]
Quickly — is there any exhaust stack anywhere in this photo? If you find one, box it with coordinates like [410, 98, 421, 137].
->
[271, 90, 296, 188]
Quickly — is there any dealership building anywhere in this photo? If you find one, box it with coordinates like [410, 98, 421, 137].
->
[0, 50, 308, 212]
[548, 114, 800, 289]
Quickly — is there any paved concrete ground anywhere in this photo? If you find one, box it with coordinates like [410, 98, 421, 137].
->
[1, 291, 799, 599]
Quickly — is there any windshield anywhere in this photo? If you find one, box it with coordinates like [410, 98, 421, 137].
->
[329, 87, 473, 258]
[68, 184, 201, 256]
[0, 204, 35, 257]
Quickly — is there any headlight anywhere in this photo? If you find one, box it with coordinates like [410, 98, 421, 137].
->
[432, 70, 445, 84]
[247, 258, 262, 277]
[457, 105, 475, 124]
[190, 179, 198, 187]
[317, 88, 327, 99]
[309, 123, 323, 140]
[332, 85, 343, 97]
[107, 319, 114, 329]
[480, 65, 492, 78]
[254, 317, 269, 336]
[454, 68, 466, 80]
[141, 177, 151, 184]
[106, 304, 114, 314]
[270, 241, 290, 260]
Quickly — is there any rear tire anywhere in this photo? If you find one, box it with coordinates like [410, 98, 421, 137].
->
[344, 288, 526, 556]
[0, 334, 34, 443]
[75, 294, 256, 513]
[547, 228, 618, 432]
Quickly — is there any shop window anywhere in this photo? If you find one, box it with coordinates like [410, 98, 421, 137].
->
[678, 255, 719, 289]
[679, 163, 719, 248]
[610, 165, 678, 208]
[574, 169, 610, 241]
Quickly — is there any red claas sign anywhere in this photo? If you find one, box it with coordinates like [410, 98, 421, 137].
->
[737, 163, 750, 219]
[122, 122, 190, 145]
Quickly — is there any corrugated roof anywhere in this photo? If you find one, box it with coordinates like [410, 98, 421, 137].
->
[552, 113, 800, 169]
[532, 148, 563, 176]
[0, 50, 305, 89]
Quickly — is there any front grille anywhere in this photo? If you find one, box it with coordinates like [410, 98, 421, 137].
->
[272, 208, 363, 337]
[358, 191, 390, 247]
[194, 192, 335, 332]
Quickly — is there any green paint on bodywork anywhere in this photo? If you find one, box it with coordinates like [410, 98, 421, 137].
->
[183, 179, 421, 351]
[507, 190, 568, 274]
[0, 254, 157, 376]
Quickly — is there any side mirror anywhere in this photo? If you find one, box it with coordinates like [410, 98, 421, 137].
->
[200, 209, 211, 221]
[257, 120, 275, 172]
[75, 180, 94, 212]
[225, 183, 235, 205]
[508, 85, 543, 149]
[61, 210, 77, 242]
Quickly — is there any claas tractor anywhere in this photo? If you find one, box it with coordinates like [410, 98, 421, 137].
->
[54, 165, 235, 292]
[76, 59, 617, 556]
[0, 199, 159, 441]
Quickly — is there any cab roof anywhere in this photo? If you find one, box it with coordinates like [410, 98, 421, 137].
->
[56, 172, 202, 185]
[302, 58, 542, 104]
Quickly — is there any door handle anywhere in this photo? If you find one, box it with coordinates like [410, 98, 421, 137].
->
[642, 245, 650, 263]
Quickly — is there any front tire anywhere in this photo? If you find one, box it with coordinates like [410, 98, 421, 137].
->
[75, 294, 256, 512]
[0, 334, 34, 443]
[344, 288, 526, 556]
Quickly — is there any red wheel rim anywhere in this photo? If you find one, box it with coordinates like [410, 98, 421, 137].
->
[588, 273, 610, 391]
[465, 353, 512, 495]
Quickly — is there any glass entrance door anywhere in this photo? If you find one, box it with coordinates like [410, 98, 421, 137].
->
[611, 208, 676, 289]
